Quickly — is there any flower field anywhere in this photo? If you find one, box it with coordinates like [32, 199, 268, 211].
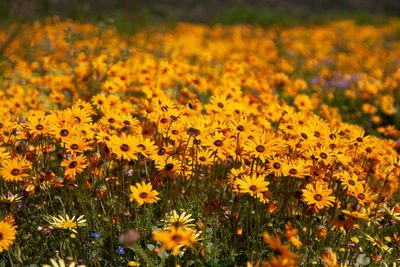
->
[0, 17, 400, 266]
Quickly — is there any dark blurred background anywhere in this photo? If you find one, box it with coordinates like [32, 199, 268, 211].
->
[0, 0, 399, 30]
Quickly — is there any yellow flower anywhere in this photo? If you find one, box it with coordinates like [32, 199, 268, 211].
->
[129, 181, 160, 206]
[152, 226, 196, 256]
[0, 220, 17, 252]
[47, 214, 87, 233]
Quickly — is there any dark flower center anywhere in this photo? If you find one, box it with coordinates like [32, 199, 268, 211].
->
[358, 193, 365, 200]
[75, 116, 81, 122]
[356, 137, 363, 143]
[11, 168, 20, 175]
[69, 161, 78, 168]
[237, 125, 244, 131]
[60, 129, 69, 137]
[171, 234, 182, 241]
[139, 192, 148, 198]
[172, 130, 178, 134]
[123, 120, 131, 125]
[70, 144, 78, 150]
[36, 124, 44, 130]
[249, 185, 257, 191]
[158, 148, 166, 155]
[187, 127, 200, 137]
[329, 134, 336, 139]
[165, 163, 174, 171]
[108, 118, 115, 123]
[256, 145, 265, 152]
[314, 194, 323, 201]
[314, 131, 321, 137]
[320, 153, 328, 159]
[199, 156, 206, 161]
[217, 103, 224, 108]
[365, 147, 372, 153]
[289, 168, 297, 175]
[160, 118, 167, 123]
[349, 180, 356, 186]
[137, 144, 145, 150]
[273, 162, 281, 169]
[214, 140, 223, 147]
[301, 133, 308, 139]
[120, 144, 129, 152]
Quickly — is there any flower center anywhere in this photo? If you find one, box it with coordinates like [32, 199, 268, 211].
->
[301, 133, 308, 139]
[249, 185, 257, 191]
[165, 163, 174, 171]
[120, 144, 129, 152]
[158, 148, 166, 155]
[11, 168, 20, 176]
[358, 193, 365, 200]
[314, 194, 323, 201]
[237, 125, 244, 131]
[349, 180, 356, 186]
[36, 124, 44, 130]
[171, 234, 182, 241]
[256, 145, 265, 152]
[214, 140, 223, 147]
[273, 162, 281, 169]
[356, 137, 363, 143]
[199, 156, 206, 161]
[187, 127, 200, 137]
[289, 168, 297, 175]
[123, 120, 131, 125]
[60, 129, 69, 137]
[69, 161, 78, 168]
[139, 192, 148, 198]
[320, 153, 328, 159]
[70, 144, 78, 150]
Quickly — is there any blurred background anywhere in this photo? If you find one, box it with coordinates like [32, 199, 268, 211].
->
[0, 0, 399, 30]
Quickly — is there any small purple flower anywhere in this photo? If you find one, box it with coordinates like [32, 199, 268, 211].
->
[118, 247, 125, 254]
[89, 231, 101, 239]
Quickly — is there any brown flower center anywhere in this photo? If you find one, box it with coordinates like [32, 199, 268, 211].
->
[36, 124, 44, 130]
[237, 125, 244, 131]
[358, 193, 365, 200]
[320, 153, 328, 159]
[120, 144, 129, 152]
[69, 161, 78, 168]
[217, 103, 224, 108]
[165, 163, 174, 171]
[123, 120, 131, 125]
[256, 145, 265, 153]
[60, 129, 69, 137]
[70, 144, 78, 150]
[249, 185, 257, 191]
[301, 133, 308, 139]
[214, 140, 223, 147]
[349, 180, 356, 186]
[314, 194, 323, 201]
[171, 234, 182, 241]
[273, 162, 281, 169]
[289, 168, 297, 175]
[139, 192, 148, 198]
[187, 127, 200, 137]
[356, 137, 363, 143]
[11, 168, 20, 176]
[199, 156, 206, 161]
[160, 118, 168, 123]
